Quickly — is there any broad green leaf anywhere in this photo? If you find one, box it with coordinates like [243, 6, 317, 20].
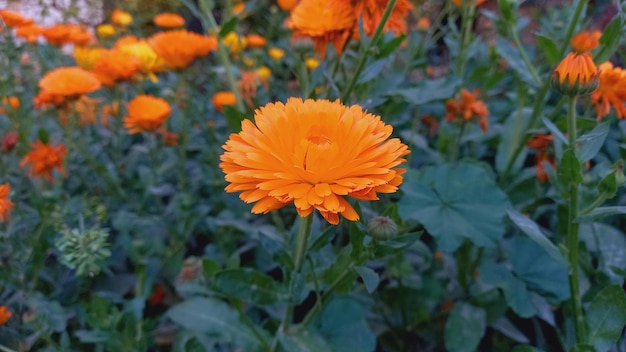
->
[598, 173, 618, 198]
[223, 105, 249, 131]
[586, 285, 626, 352]
[444, 303, 486, 352]
[219, 17, 239, 37]
[215, 268, 288, 305]
[507, 209, 566, 265]
[357, 59, 388, 84]
[478, 263, 536, 318]
[167, 297, 267, 351]
[557, 149, 582, 184]
[386, 78, 461, 105]
[495, 37, 539, 87]
[279, 329, 334, 351]
[496, 108, 530, 173]
[577, 122, 609, 162]
[497, 0, 515, 23]
[580, 223, 626, 285]
[542, 116, 568, 145]
[578, 206, 626, 221]
[536, 34, 560, 65]
[377, 35, 406, 59]
[202, 258, 220, 279]
[594, 16, 623, 64]
[490, 318, 529, 343]
[398, 164, 509, 252]
[308, 226, 337, 252]
[354, 266, 379, 293]
[316, 296, 376, 352]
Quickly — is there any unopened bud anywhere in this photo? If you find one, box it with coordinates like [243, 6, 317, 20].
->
[367, 216, 398, 240]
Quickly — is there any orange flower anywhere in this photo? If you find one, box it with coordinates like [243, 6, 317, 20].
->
[212, 91, 237, 112]
[445, 88, 489, 132]
[0, 10, 33, 27]
[0, 306, 11, 326]
[15, 23, 43, 42]
[288, 0, 356, 58]
[416, 17, 430, 31]
[1, 96, 20, 113]
[33, 91, 66, 109]
[67, 27, 94, 46]
[277, 0, 299, 11]
[238, 70, 260, 107]
[421, 115, 439, 137]
[246, 34, 267, 48]
[0, 183, 14, 222]
[111, 9, 133, 26]
[123, 95, 171, 134]
[219, 98, 409, 224]
[571, 30, 601, 53]
[527, 134, 555, 183]
[115, 37, 169, 76]
[451, 0, 486, 6]
[42, 24, 91, 46]
[39, 67, 101, 98]
[552, 52, 599, 96]
[526, 133, 554, 150]
[20, 141, 67, 182]
[149, 30, 216, 68]
[591, 62, 626, 120]
[158, 128, 179, 146]
[93, 49, 142, 86]
[154, 13, 185, 28]
[353, 0, 413, 37]
[73, 46, 105, 70]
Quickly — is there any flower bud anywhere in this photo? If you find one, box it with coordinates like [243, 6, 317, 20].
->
[552, 52, 599, 96]
[367, 216, 398, 240]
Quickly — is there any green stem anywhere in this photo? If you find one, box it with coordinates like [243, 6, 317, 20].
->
[456, 2, 475, 80]
[509, 24, 542, 85]
[0, 344, 17, 352]
[449, 121, 466, 162]
[566, 96, 586, 346]
[578, 193, 607, 216]
[341, 0, 397, 102]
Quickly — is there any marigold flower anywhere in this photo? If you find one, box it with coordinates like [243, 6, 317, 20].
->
[526, 133, 554, 150]
[2, 132, 18, 152]
[257, 66, 271, 81]
[1, 96, 19, 111]
[268, 47, 285, 60]
[96, 24, 116, 38]
[353, 0, 413, 37]
[0, 10, 33, 27]
[305, 57, 320, 70]
[149, 30, 216, 68]
[73, 46, 106, 70]
[116, 37, 169, 75]
[277, 0, 298, 10]
[0, 306, 11, 325]
[233, 2, 247, 17]
[288, 0, 356, 58]
[221, 32, 248, 54]
[527, 134, 555, 183]
[112, 9, 133, 26]
[93, 49, 142, 86]
[123, 95, 171, 134]
[571, 30, 601, 53]
[68, 27, 94, 46]
[15, 23, 43, 43]
[212, 91, 237, 112]
[33, 91, 66, 109]
[246, 34, 267, 48]
[42, 24, 89, 46]
[416, 17, 430, 31]
[154, 13, 185, 28]
[0, 184, 14, 222]
[39, 67, 101, 98]
[238, 71, 260, 107]
[451, 0, 486, 6]
[445, 88, 489, 132]
[552, 52, 599, 96]
[20, 141, 67, 182]
[591, 62, 626, 120]
[220, 98, 409, 224]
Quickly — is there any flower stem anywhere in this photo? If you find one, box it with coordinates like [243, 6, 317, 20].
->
[341, 0, 397, 102]
[509, 22, 541, 85]
[578, 193, 607, 216]
[456, 2, 475, 80]
[566, 96, 586, 346]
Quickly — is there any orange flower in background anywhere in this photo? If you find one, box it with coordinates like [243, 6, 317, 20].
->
[0, 306, 11, 326]
[0, 10, 33, 27]
[73, 46, 106, 70]
[68, 27, 94, 46]
[571, 30, 601, 53]
[15, 23, 43, 42]
[527, 134, 555, 183]
[96, 24, 116, 38]
[552, 52, 599, 96]
[111, 9, 133, 26]
[0, 183, 14, 222]
[116, 37, 168, 77]
[353, 0, 413, 37]
[238, 70, 260, 107]
[212, 91, 237, 112]
[591, 61, 626, 120]
[123, 95, 171, 134]
[154, 13, 185, 28]
[445, 88, 490, 132]
[288, 0, 356, 57]
[33, 91, 66, 109]
[246, 34, 267, 48]
[157, 128, 179, 146]
[39, 67, 101, 98]
[20, 141, 67, 182]
[451, 0, 486, 6]
[416, 17, 430, 31]
[277, 0, 298, 11]
[1, 96, 20, 113]
[42, 24, 88, 46]
[526, 133, 553, 150]
[149, 30, 216, 68]
[220, 98, 409, 224]
[93, 49, 142, 86]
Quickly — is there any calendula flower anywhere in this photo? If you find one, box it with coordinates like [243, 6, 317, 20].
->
[68, 27, 94, 46]
[445, 88, 490, 132]
[33, 91, 66, 109]
[451, 0, 486, 6]
[527, 134, 555, 183]
[0, 10, 33, 27]
[42, 24, 77, 46]
[0, 306, 11, 325]
[591, 62, 626, 120]
[221, 32, 248, 54]
[73, 46, 106, 70]
[220, 98, 409, 224]
[268, 47, 285, 60]
[353, 0, 413, 37]
[288, 0, 356, 57]
[38, 67, 101, 98]
[20, 140, 67, 182]
[257, 66, 271, 82]
[552, 52, 599, 96]
[92, 49, 142, 86]
[1, 96, 20, 112]
[154, 13, 185, 28]
[212, 91, 237, 112]
[149, 30, 216, 68]
[111, 9, 133, 26]
[277, 0, 299, 11]
[416, 17, 430, 31]
[0, 183, 14, 222]
[238, 70, 260, 107]
[233, 2, 248, 17]
[246, 34, 267, 48]
[15, 23, 43, 42]
[123, 95, 171, 134]
[115, 37, 169, 77]
[571, 30, 601, 53]
[96, 24, 116, 38]
[305, 57, 320, 70]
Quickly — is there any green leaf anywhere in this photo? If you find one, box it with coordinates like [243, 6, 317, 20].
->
[386, 78, 461, 105]
[557, 149, 582, 184]
[580, 223, 626, 285]
[497, 0, 514, 23]
[376, 35, 406, 59]
[219, 17, 239, 37]
[315, 296, 376, 352]
[496, 108, 530, 173]
[507, 209, 566, 265]
[308, 226, 337, 252]
[223, 105, 249, 131]
[478, 263, 536, 318]
[167, 297, 267, 351]
[215, 268, 289, 305]
[444, 303, 486, 352]
[202, 258, 221, 280]
[398, 164, 509, 251]
[357, 59, 388, 84]
[579, 206, 626, 221]
[541, 116, 568, 145]
[577, 122, 609, 162]
[536, 34, 560, 65]
[511, 345, 544, 352]
[38, 128, 50, 144]
[586, 285, 626, 352]
[598, 173, 617, 198]
[594, 16, 623, 64]
[495, 37, 539, 87]
[354, 266, 379, 293]
[279, 329, 334, 351]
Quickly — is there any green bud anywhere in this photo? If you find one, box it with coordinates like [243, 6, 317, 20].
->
[367, 216, 398, 240]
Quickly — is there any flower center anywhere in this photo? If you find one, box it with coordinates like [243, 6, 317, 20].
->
[305, 134, 332, 149]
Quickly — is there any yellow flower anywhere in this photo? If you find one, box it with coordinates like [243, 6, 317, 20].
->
[111, 9, 133, 26]
[73, 46, 106, 70]
[257, 66, 271, 81]
[552, 52, 599, 96]
[222, 32, 248, 54]
[96, 24, 116, 38]
[305, 57, 320, 70]
[268, 47, 285, 61]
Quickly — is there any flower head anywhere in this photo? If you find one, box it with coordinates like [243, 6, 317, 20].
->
[246, 34, 267, 48]
[123, 95, 171, 134]
[416, 17, 430, 31]
[268, 47, 285, 60]
[527, 134, 555, 183]
[221, 32, 248, 54]
[552, 52, 599, 96]
[571, 30, 601, 53]
[112, 9, 133, 26]
[0, 10, 33, 27]
[42, 24, 91, 46]
[2, 132, 18, 152]
[0, 306, 11, 326]
[591, 62, 626, 120]
[220, 98, 409, 224]
[149, 30, 216, 68]
[154, 13, 185, 28]
[20, 140, 67, 182]
[96, 24, 116, 38]
[39, 67, 101, 98]
[1, 96, 20, 112]
[212, 91, 237, 112]
[73, 46, 106, 70]
[115, 37, 168, 76]
[277, 0, 299, 11]
[0, 183, 14, 222]
[93, 49, 142, 86]
[15, 23, 43, 42]
[445, 88, 489, 132]
[353, 0, 413, 37]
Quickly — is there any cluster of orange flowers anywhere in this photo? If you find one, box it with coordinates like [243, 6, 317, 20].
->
[286, 0, 413, 57]
[445, 88, 490, 132]
[526, 134, 555, 183]
[1, 9, 93, 45]
[0, 306, 11, 326]
[0, 183, 14, 222]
